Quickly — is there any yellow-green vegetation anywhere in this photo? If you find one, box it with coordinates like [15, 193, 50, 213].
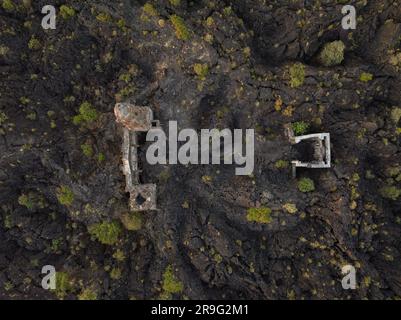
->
[2, 0, 15, 11]
[18, 192, 45, 210]
[143, 3, 158, 16]
[73, 102, 98, 125]
[0, 45, 9, 56]
[380, 185, 401, 200]
[170, 15, 190, 40]
[20, 96, 30, 105]
[162, 265, 183, 294]
[120, 212, 142, 231]
[292, 121, 310, 135]
[275, 160, 289, 169]
[56, 186, 74, 206]
[390, 107, 401, 124]
[81, 143, 93, 157]
[110, 267, 122, 280]
[28, 36, 41, 50]
[246, 207, 272, 224]
[193, 63, 209, 80]
[60, 5, 75, 19]
[283, 203, 297, 214]
[201, 175, 212, 183]
[0, 111, 8, 125]
[53, 272, 72, 298]
[360, 72, 373, 82]
[78, 287, 97, 300]
[113, 249, 125, 261]
[169, 0, 181, 6]
[97, 153, 105, 163]
[206, 16, 214, 27]
[88, 221, 122, 245]
[96, 12, 112, 23]
[289, 63, 305, 88]
[319, 40, 345, 66]
[298, 177, 315, 193]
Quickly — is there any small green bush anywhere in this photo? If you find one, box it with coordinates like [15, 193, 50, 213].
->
[246, 207, 272, 224]
[28, 36, 41, 50]
[0, 111, 8, 125]
[2, 0, 15, 11]
[380, 185, 401, 200]
[359, 72, 373, 82]
[162, 265, 183, 294]
[81, 143, 93, 157]
[53, 272, 72, 298]
[143, 3, 158, 16]
[169, 0, 181, 6]
[390, 107, 401, 124]
[88, 221, 122, 245]
[298, 178, 315, 193]
[18, 194, 34, 210]
[18, 192, 45, 210]
[283, 203, 297, 214]
[60, 5, 75, 19]
[96, 12, 112, 23]
[56, 186, 74, 206]
[78, 287, 97, 300]
[120, 212, 142, 231]
[289, 63, 305, 88]
[193, 63, 209, 80]
[319, 41, 345, 66]
[292, 121, 310, 135]
[275, 160, 289, 169]
[73, 102, 98, 125]
[170, 15, 190, 40]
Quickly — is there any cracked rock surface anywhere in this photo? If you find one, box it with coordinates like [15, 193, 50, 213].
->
[0, 0, 401, 299]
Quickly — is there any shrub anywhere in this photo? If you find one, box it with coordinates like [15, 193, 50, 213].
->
[2, 0, 15, 11]
[193, 63, 209, 80]
[60, 5, 75, 19]
[120, 212, 142, 231]
[246, 207, 272, 224]
[0, 45, 9, 56]
[380, 185, 401, 200]
[54, 272, 72, 298]
[298, 178, 315, 192]
[18, 192, 45, 210]
[28, 36, 41, 50]
[73, 102, 98, 125]
[292, 121, 310, 135]
[96, 12, 112, 23]
[289, 63, 305, 88]
[18, 194, 34, 210]
[56, 186, 74, 206]
[110, 268, 122, 280]
[81, 143, 93, 157]
[143, 3, 158, 16]
[390, 107, 401, 124]
[88, 221, 122, 245]
[275, 160, 289, 169]
[359, 72, 373, 82]
[162, 265, 183, 294]
[169, 0, 181, 6]
[283, 203, 297, 214]
[170, 15, 190, 40]
[78, 287, 97, 300]
[318, 41, 345, 66]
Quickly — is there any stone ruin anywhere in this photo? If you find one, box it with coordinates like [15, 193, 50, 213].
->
[285, 124, 331, 178]
[114, 103, 159, 211]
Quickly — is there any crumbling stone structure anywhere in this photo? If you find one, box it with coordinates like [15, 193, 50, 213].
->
[115, 103, 159, 211]
[285, 124, 331, 178]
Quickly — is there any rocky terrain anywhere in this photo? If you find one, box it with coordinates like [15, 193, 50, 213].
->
[0, 0, 400, 300]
